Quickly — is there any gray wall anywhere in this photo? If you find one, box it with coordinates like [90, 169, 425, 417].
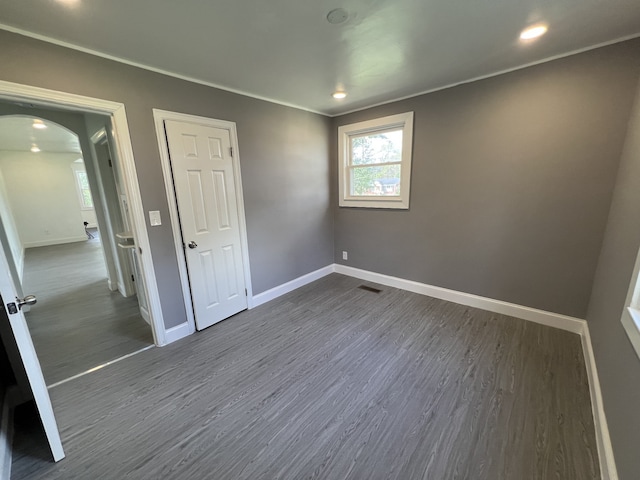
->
[0, 29, 333, 329]
[333, 39, 640, 318]
[586, 78, 640, 480]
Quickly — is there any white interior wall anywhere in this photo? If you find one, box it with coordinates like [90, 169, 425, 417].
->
[81, 209, 98, 228]
[0, 150, 86, 248]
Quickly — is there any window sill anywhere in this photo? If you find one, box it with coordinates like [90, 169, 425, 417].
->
[339, 197, 409, 209]
[622, 307, 640, 360]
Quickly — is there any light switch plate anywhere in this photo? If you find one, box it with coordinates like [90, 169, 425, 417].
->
[149, 210, 162, 226]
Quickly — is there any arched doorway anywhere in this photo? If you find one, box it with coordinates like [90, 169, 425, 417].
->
[0, 113, 153, 386]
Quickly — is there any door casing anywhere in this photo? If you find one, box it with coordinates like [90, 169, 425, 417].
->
[0, 80, 167, 345]
[153, 109, 254, 335]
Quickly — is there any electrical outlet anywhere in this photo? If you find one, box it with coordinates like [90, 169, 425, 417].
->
[342, 251, 348, 260]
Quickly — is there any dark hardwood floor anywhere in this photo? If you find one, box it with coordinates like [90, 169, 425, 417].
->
[12, 274, 599, 479]
[21, 233, 153, 385]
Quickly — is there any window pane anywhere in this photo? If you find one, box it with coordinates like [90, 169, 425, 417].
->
[82, 189, 93, 208]
[77, 171, 89, 189]
[351, 130, 402, 166]
[351, 164, 401, 196]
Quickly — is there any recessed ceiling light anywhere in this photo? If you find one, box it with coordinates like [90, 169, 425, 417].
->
[32, 119, 47, 129]
[332, 91, 347, 99]
[30, 144, 41, 153]
[520, 24, 548, 41]
[327, 8, 348, 25]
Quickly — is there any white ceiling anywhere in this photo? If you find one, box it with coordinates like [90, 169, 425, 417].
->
[0, 116, 81, 154]
[1, 0, 639, 116]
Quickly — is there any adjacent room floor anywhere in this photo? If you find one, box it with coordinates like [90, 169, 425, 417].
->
[12, 274, 599, 479]
[21, 231, 154, 385]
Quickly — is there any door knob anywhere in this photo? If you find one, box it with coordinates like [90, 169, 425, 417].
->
[16, 295, 37, 310]
[188, 241, 198, 249]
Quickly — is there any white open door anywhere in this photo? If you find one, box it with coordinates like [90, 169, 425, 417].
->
[0, 245, 64, 462]
[164, 119, 248, 330]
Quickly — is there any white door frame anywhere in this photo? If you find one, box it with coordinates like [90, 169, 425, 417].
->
[0, 80, 167, 346]
[89, 127, 137, 299]
[153, 109, 254, 334]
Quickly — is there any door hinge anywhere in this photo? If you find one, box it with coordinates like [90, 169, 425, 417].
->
[245, 288, 247, 296]
[131, 274, 135, 282]
[108, 158, 112, 167]
[229, 147, 233, 157]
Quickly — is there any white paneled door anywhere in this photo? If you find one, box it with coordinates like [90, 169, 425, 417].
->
[164, 120, 247, 330]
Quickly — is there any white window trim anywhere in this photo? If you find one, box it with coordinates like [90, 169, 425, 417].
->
[621, 244, 640, 360]
[338, 111, 414, 209]
[71, 164, 94, 210]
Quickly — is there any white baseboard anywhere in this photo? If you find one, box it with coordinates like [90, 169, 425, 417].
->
[23, 235, 88, 249]
[162, 322, 194, 345]
[580, 324, 618, 480]
[250, 265, 334, 308]
[334, 264, 585, 333]
[139, 304, 151, 325]
[334, 263, 616, 478]
[212, 262, 616, 477]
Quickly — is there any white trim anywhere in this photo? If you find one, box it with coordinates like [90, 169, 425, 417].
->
[0, 80, 166, 346]
[620, 236, 640, 360]
[139, 304, 150, 324]
[3, 25, 640, 119]
[163, 322, 193, 345]
[86, 126, 125, 299]
[334, 264, 585, 333]
[338, 112, 414, 210]
[236, 262, 618, 478]
[332, 263, 617, 477]
[152, 109, 253, 337]
[333, 33, 640, 117]
[23, 235, 88, 248]
[110, 105, 165, 345]
[621, 308, 640, 359]
[17, 247, 24, 282]
[0, 24, 323, 117]
[0, 388, 14, 480]
[251, 265, 335, 308]
[580, 324, 619, 480]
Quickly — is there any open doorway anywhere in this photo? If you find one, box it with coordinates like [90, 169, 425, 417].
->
[0, 109, 153, 386]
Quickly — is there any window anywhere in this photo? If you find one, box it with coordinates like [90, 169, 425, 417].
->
[338, 112, 414, 209]
[621, 247, 640, 360]
[74, 169, 94, 209]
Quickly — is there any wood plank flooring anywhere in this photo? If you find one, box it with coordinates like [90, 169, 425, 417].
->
[12, 274, 599, 479]
[22, 234, 153, 385]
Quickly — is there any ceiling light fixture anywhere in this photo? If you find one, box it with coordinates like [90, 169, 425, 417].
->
[520, 24, 548, 41]
[326, 8, 348, 25]
[56, 0, 81, 6]
[32, 119, 47, 129]
[332, 91, 347, 99]
[30, 144, 41, 153]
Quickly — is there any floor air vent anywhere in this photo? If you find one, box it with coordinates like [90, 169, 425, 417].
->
[358, 285, 382, 294]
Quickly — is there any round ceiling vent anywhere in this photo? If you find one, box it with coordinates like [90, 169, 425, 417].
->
[326, 8, 348, 25]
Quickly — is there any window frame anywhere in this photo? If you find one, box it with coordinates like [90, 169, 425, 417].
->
[621, 245, 640, 360]
[338, 111, 414, 209]
[71, 164, 94, 210]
